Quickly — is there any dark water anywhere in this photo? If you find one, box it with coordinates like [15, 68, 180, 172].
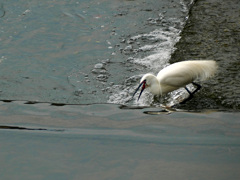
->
[1, 0, 240, 179]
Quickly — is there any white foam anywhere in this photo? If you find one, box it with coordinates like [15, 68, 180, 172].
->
[108, 1, 194, 106]
[108, 28, 180, 105]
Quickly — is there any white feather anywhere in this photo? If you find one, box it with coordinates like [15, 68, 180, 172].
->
[139, 60, 218, 96]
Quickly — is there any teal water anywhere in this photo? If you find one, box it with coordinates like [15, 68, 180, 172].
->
[1, 0, 240, 179]
[0, 102, 240, 179]
[0, 0, 192, 105]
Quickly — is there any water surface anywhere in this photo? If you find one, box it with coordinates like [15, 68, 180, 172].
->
[0, 102, 240, 179]
[0, 0, 240, 179]
[0, 0, 194, 106]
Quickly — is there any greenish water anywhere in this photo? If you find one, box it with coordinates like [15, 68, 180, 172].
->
[0, 0, 240, 179]
[0, 102, 240, 179]
[0, 0, 194, 106]
[1, 0, 239, 111]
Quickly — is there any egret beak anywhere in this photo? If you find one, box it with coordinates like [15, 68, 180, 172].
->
[132, 80, 146, 101]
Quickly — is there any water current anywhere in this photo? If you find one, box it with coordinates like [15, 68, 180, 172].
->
[0, 0, 197, 108]
[1, 1, 240, 179]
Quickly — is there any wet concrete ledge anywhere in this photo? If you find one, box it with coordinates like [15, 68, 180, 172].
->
[0, 100, 239, 129]
[170, 0, 240, 110]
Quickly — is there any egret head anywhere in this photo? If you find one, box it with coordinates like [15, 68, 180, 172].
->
[132, 73, 159, 101]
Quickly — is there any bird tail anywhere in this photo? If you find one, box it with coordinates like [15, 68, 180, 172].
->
[190, 60, 218, 81]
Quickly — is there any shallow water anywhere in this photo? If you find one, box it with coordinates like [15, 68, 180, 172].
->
[0, 0, 195, 106]
[0, 102, 240, 179]
[0, 0, 240, 179]
[1, 0, 238, 111]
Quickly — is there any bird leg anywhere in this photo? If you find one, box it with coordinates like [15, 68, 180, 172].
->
[180, 87, 193, 104]
[192, 82, 201, 94]
[180, 82, 202, 104]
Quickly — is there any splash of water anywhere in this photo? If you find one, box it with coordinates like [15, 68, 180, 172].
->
[108, 1, 194, 106]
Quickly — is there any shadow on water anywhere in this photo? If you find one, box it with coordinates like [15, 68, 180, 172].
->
[0, 125, 64, 132]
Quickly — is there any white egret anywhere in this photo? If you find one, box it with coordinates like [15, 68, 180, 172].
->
[133, 60, 218, 104]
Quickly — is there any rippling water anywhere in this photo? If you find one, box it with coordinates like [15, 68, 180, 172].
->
[1, 1, 240, 179]
[0, 0, 195, 107]
[0, 0, 239, 111]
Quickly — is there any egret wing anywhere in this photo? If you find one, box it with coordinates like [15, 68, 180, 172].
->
[157, 64, 195, 87]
